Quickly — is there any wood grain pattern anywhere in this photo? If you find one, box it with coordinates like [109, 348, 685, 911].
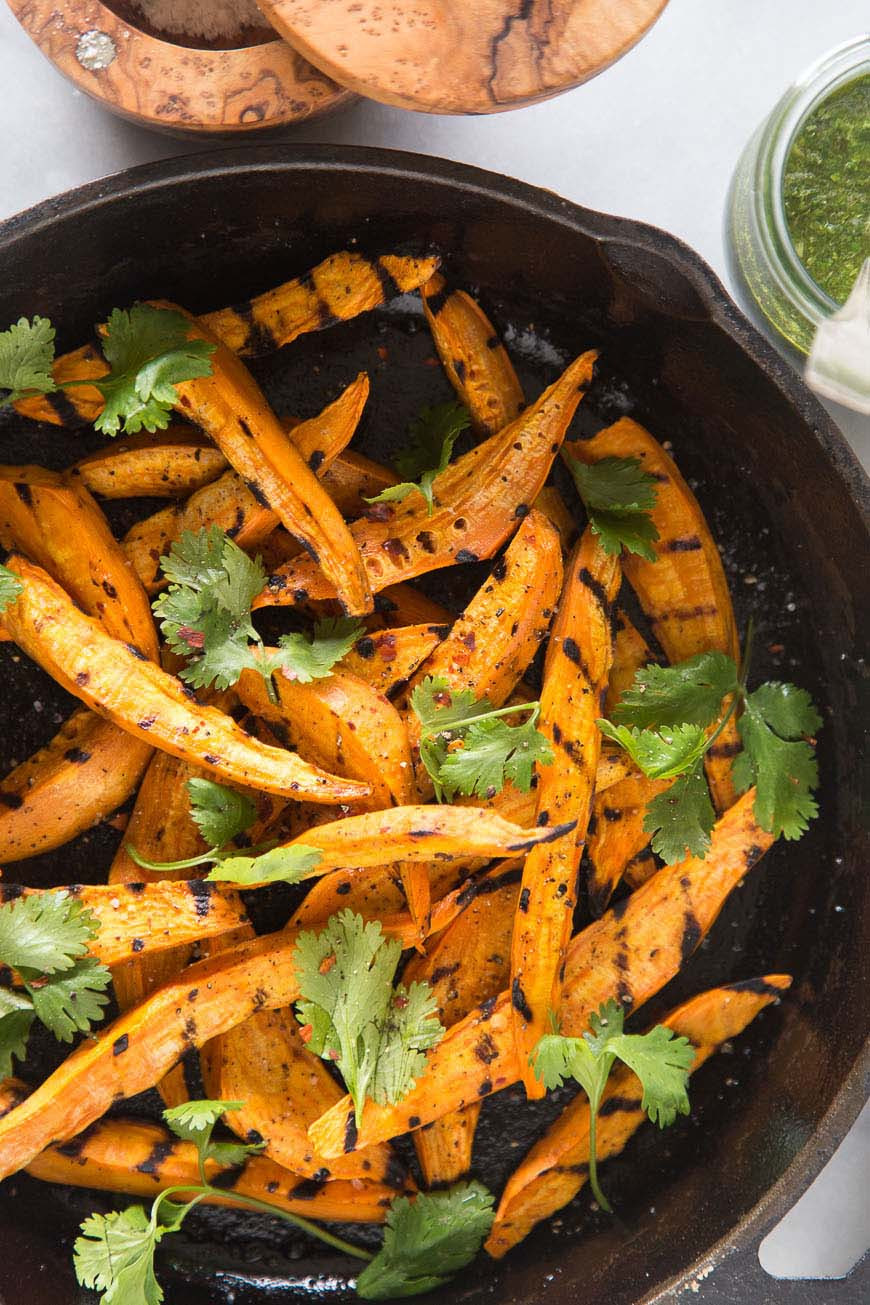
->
[8, 0, 353, 134]
[257, 0, 669, 114]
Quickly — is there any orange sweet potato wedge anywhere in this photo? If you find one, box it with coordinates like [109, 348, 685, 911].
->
[307, 790, 774, 1156]
[512, 529, 621, 1096]
[123, 378, 368, 592]
[236, 664, 413, 811]
[485, 974, 792, 1256]
[69, 430, 227, 498]
[586, 772, 673, 917]
[255, 351, 597, 609]
[421, 273, 525, 434]
[0, 1080, 409, 1223]
[566, 420, 740, 810]
[0, 556, 370, 804]
[13, 251, 438, 425]
[340, 623, 449, 698]
[0, 880, 248, 969]
[404, 862, 521, 1185]
[606, 609, 657, 717]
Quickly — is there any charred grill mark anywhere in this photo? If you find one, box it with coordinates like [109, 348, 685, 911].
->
[112, 1034, 129, 1056]
[0, 791, 23, 809]
[43, 388, 82, 425]
[416, 530, 437, 553]
[125, 643, 148, 662]
[13, 482, 33, 506]
[308, 450, 325, 473]
[131, 938, 144, 953]
[233, 302, 277, 355]
[609, 893, 631, 922]
[708, 739, 742, 758]
[453, 358, 467, 383]
[477, 1078, 493, 1097]
[480, 864, 523, 893]
[244, 479, 271, 509]
[561, 636, 582, 667]
[726, 976, 787, 997]
[408, 1115, 422, 1129]
[603, 806, 623, 823]
[385, 1153, 407, 1190]
[663, 535, 702, 552]
[315, 299, 341, 329]
[182, 1016, 198, 1045]
[383, 537, 410, 562]
[188, 880, 213, 919]
[491, 555, 508, 581]
[210, 1164, 246, 1190]
[518, 887, 530, 913]
[226, 506, 246, 539]
[75, 670, 90, 686]
[507, 818, 576, 850]
[475, 1033, 499, 1064]
[511, 978, 533, 1022]
[651, 604, 718, 624]
[137, 715, 157, 731]
[680, 909, 702, 962]
[424, 285, 449, 317]
[63, 746, 91, 765]
[343, 1110, 358, 1152]
[102, 580, 118, 599]
[430, 962, 460, 985]
[354, 636, 375, 659]
[577, 567, 612, 617]
[486, 335, 501, 350]
[600, 1094, 642, 1116]
[372, 256, 402, 300]
[455, 549, 479, 564]
[288, 1175, 328, 1200]
[135, 1138, 176, 1176]
[745, 843, 766, 869]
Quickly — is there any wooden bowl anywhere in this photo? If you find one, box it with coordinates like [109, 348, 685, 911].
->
[7, 0, 354, 134]
[256, 0, 670, 114]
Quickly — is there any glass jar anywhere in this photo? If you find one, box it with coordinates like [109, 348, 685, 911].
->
[728, 36, 870, 358]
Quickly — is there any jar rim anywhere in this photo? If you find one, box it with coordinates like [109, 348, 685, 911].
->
[752, 35, 870, 325]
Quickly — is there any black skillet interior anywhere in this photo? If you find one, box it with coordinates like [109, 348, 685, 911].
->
[0, 148, 866, 1305]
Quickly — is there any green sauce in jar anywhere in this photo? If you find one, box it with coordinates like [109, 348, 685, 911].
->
[782, 73, 870, 305]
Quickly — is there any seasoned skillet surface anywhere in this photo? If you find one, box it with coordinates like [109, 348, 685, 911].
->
[0, 150, 866, 1305]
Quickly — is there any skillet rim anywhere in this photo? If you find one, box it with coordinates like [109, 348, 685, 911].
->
[0, 142, 866, 1299]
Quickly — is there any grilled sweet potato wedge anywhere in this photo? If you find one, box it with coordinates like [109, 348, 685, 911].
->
[512, 530, 621, 1096]
[307, 790, 774, 1155]
[160, 309, 371, 614]
[123, 377, 368, 592]
[69, 430, 227, 498]
[0, 709, 151, 863]
[201, 1007, 403, 1184]
[0, 881, 248, 968]
[375, 584, 454, 628]
[341, 623, 449, 697]
[566, 420, 740, 810]
[0, 556, 369, 804]
[402, 508, 562, 711]
[421, 274, 525, 434]
[255, 351, 597, 609]
[236, 664, 413, 811]
[485, 975, 792, 1256]
[403, 862, 520, 1184]
[0, 1080, 408, 1223]
[13, 251, 438, 426]
[586, 772, 673, 917]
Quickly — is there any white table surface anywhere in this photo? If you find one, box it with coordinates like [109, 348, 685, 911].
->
[0, 0, 868, 1291]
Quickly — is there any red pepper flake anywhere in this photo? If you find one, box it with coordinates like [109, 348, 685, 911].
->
[364, 502, 394, 523]
[328, 1049, 340, 1061]
[768, 643, 785, 654]
[319, 953, 337, 975]
[298, 1023, 314, 1043]
[377, 345, 389, 362]
[377, 633, 398, 662]
[393, 994, 409, 1009]
[177, 626, 205, 649]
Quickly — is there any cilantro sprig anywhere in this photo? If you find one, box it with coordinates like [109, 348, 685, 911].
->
[598, 641, 821, 863]
[152, 526, 363, 699]
[73, 1096, 493, 1303]
[126, 776, 322, 886]
[294, 910, 444, 1119]
[365, 401, 470, 515]
[410, 676, 554, 801]
[531, 1000, 694, 1212]
[0, 306, 214, 436]
[564, 454, 660, 560]
[0, 891, 111, 1076]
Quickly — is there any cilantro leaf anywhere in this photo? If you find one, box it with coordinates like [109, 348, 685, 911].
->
[0, 316, 57, 404]
[163, 1099, 239, 1144]
[369, 982, 444, 1106]
[27, 956, 112, 1042]
[643, 763, 715, 864]
[186, 778, 256, 850]
[410, 676, 551, 801]
[268, 617, 366, 684]
[734, 686, 820, 840]
[367, 401, 470, 515]
[0, 891, 99, 973]
[294, 911, 443, 1118]
[613, 652, 739, 729]
[95, 305, 214, 437]
[564, 454, 660, 560]
[0, 991, 35, 1078]
[153, 526, 265, 691]
[531, 1000, 692, 1212]
[73, 1206, 166, 1305]
[597, 720, 709, 780]
[437, 715, 555, 799]
[0, 562, 23, 614]
[356, 1182, 495, 1300]
[206, 844, 322, 886]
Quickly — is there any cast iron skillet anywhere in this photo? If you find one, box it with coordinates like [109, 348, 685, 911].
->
[0, 147, 866, 1305]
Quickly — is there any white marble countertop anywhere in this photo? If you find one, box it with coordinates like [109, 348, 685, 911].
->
[0, 0, 868, 1291]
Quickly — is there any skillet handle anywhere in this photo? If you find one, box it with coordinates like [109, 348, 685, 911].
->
[691, 1244, 869, 1303]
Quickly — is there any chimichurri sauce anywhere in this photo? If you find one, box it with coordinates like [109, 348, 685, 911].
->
[782, 73, 870, 305]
